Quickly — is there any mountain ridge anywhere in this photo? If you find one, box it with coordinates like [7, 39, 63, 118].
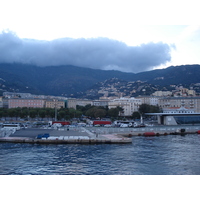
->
[0, 63, 200, 97]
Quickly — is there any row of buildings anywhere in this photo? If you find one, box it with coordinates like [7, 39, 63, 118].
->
[151, 87, 196, 97]
[1, 92, 200, 117]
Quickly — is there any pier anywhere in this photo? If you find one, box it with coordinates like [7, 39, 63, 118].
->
[1, 125, 200, 145]
[0, 127, 132, 144]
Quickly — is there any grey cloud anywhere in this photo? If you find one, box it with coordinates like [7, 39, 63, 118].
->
[0, 31, 173, 73]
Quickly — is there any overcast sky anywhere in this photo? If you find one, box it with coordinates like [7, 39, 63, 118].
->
[0, 0, 200, 73]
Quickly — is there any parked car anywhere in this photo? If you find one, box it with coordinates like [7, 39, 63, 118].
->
[36, 133, 50, 139]
[104, 124, 112, 128]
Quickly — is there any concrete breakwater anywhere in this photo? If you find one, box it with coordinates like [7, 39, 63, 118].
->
[88, 125, 200, 137]
[1, 125, 200, 145]
[0, 127, 132, 144]
[119, 131, 199, 137]
[0, 135, 132, 144]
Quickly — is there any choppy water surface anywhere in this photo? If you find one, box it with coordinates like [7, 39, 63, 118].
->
[1, 134, 200, 175]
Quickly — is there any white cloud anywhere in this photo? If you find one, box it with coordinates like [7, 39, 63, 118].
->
[0, 31, 173, 73]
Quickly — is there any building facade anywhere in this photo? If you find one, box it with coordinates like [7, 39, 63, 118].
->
[8, 98, 45, 108]
[67, 99, 92, 109]
[92, 99, 110, 107]
[66, 99, 77, 109]
[152, 91, 172, 97]
[136, 96, 159, 106]
[147, 107, 200, 125]
[108, 97, 142, 116]
[158, 97, 200, 113]
[45, 100, 65, 109]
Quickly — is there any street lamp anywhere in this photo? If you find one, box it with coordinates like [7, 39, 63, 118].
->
[54, 99, 57, 121]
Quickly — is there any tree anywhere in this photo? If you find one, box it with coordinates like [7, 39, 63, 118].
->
[108, 108, 119, 118]
[45, 108, 54, 119]
[69, 108, 77, 118]
[76, 104, 92, 115]
[58, 110, 65, 120]
[94, 109, 106, 119]
[138, 104, 161, 123]
[132, 111, 140, 119]
[116, 106, 124, 116]
[0, 110, 3, 119]
[20, 108, 29, 119]
[139, 104, 161, 115]
[85, 107, 97, 118]
[2, 108, 8, 120]
[49, 109, 55, 120]
[8, 108, 17, 119]
[38, 109, 46, 119]
[74, 110, 82, 118]
[29, 109, 37, 119]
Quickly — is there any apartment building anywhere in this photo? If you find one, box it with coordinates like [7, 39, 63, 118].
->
[158, 97, 200, 113]
[67, 99, 92, 109]
[152, 91, 172, 97]
[108, 97, 142, 116]
[8, 98, 45, 108]
[136, 96, 159, 106]
[77, 99, 92, 107]
[45, 100, 65, 109]
[92, 99, 110, 107]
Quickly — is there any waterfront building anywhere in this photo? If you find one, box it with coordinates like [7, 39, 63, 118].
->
[108, 97, 142, 116]
[158, 97, 200, 113]
[162, 106, 195, 114]
[146, 106, 200, 125]
[2, 98, 8, 108]
[77, 99, 92, 107]
[67, 99, 77, 109]
[8, 98, 45, 108]
[136, 96, 159, 106]
[92, 99, 110, 107]
[67, 99, 92, 109]
[45, 100, 65, 109]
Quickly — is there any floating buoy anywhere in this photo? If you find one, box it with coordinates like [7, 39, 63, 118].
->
[197, 130, 200, 134]
[143, 132, 155, 137]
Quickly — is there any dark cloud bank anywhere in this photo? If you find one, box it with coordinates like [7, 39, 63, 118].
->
[0, 31, 173, 73]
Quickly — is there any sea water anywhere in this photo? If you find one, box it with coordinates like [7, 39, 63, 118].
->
[1, 134, 200, 175]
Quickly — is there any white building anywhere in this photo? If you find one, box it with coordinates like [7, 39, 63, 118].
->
[136, 96, 159, 106]
[158, 97, 200, 113]
[163, 106, 195, 114]
[146, 106, 200, 125]
[67, 98, 92, 110]
[152, 91, 172, 97]
[108, 97, 142, 116]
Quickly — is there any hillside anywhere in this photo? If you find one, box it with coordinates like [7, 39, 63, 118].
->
[0, 63, 200, 97]
[0, 63, 134, 96]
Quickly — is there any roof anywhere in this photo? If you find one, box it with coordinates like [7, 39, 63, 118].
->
[146, 112, 200, 116]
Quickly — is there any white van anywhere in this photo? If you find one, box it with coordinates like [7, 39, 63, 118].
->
[120, 123, 129, 128]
